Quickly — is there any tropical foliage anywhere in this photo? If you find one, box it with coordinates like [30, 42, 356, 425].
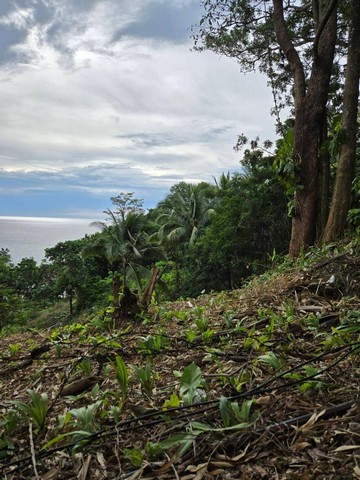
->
[194, 0, 360, 255]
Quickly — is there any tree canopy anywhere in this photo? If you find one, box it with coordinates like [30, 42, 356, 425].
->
[193, 0, 360, 255]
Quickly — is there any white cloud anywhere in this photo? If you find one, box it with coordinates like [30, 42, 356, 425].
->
[0, 6, 34, 29]
[0, 0, 277, 214]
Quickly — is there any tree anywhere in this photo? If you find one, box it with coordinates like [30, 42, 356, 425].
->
[194, 0, 359, 256]
[157, 182, 215, 247]
[0, 249, 16, 328]
[88, 200, 162, 314]
[193, 154, 290, 292]
[14, 258, 41, 300]
[323, 0, 360, 241]
[110, 192, 144, 221]
[45, 237, 105, 315]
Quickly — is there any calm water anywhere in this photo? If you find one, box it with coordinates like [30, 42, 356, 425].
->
[0, 216, 99, 264]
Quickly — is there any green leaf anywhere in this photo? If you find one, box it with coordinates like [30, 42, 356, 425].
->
[69, 401, 102, 433]
[43, 430, 92, 449]
[179, 363, 207, 405]
[155, 432, 199, 457]
[219, 396, 234, 428]
[113, 355, 129, 399]
[124, 447, 143, 467]
[191, 419, 250, 433]
[13, 390, 48, 432]
[258, 351, 284, 371]
[219, 397, 255, 427]
[163, 394, 180, 410]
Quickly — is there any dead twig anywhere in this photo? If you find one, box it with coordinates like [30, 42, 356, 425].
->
[29, 422, 40, 480]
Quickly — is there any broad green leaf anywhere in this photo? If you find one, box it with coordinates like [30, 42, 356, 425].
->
[179, 363, 207, 399]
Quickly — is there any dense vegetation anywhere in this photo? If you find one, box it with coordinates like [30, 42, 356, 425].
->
[194, 0, 360, 255]
[0, 239, 359, 479]
[0, 151, 292, 329]
[1, 136, 359, 330]
[1, 0, 360, 330]
[0, 1, 359, 477]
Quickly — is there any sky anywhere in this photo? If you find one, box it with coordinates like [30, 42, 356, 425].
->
[0, 0, 276, 220]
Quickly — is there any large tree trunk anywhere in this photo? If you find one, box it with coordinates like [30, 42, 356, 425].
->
[318, 114, 331, 237]
[322, 0, 360, 242]
[272, 0, 338, 256]
[290, 95, 323, 254]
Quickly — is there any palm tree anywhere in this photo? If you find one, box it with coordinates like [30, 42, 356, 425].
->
[157, 183, 215, 247]
[213, 172, 231, 192]
[86, 209, 161, 308]
[155, 183, 215, 296]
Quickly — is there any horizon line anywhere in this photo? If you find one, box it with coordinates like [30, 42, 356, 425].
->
[0, 215, 97, 223]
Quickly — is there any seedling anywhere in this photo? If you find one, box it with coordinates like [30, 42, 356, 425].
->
[138, 334, 170, 354]
[132, 362, 157, 397]
[8, 343, 21, 357]
[222, 310, 238, 329]
[202, 329, 214, 343]
[163, 393, 180, 410]
[0, 409, 20, 437]
[195, 316, 209, 333]
[177, 363, 207, 405]
[183, 328, 196, 343]
[77, 357, 93, 376]
[69, 401, 102, 433]
[113, 355, 129, 400]
[219, 397, 256, 428]
[299, 365, 324, 393]
[109, 405, 122, 423]
[258, 351, 285, 371]
[13, 390, 49, 432]
[124, 447, 143, 467]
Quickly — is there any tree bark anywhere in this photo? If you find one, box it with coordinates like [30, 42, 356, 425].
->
[141, 265, 162, 309]
[119, 286, 139, 318]
[273, 0, 338, 256]
[322, 0, 360, 242]
[318, 114, 330, 237]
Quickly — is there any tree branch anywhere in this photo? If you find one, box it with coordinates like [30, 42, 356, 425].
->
[313, 0, 338, 57]
[272, 0, 306, 104]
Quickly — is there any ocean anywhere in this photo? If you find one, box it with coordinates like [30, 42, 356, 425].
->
[0, 216, 99, 265]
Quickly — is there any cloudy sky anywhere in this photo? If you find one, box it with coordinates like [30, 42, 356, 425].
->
[0, 0, 276, 219]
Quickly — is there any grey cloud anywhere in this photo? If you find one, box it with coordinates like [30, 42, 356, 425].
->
[0, 1, 55, 65]
[54, 0, 100, 14]
[28, 1, 55, 25]
[1, 1, 201, 71]
[115, 132, 180, 148]
[0, 0, 102, 68]
[0, 1, 54, 28]
[0, 163, 178, 208]
[0, 0, 276, 219]
[112, 0, 201, 43]
[115, 125, 232, 149]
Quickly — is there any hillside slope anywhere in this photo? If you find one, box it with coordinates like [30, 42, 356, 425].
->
[1, 242, 359, 479]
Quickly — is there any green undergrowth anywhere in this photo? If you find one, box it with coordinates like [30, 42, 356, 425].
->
[0, 239, 359, 478]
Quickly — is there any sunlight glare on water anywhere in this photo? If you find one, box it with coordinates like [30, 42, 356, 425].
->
[0, 216, 99, 264]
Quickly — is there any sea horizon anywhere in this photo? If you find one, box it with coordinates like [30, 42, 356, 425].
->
[0, 215, 99, 264]
[0, 215, 96, 222]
